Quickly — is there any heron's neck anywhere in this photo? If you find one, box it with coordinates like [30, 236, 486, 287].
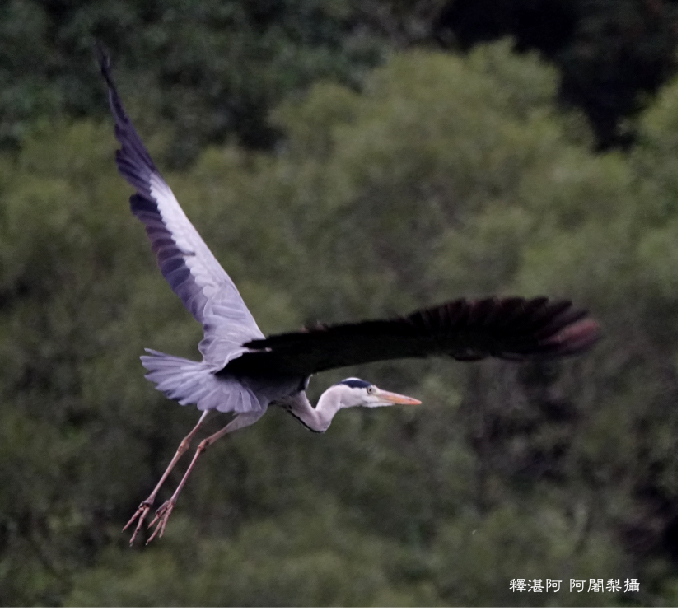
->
[287, 389, 343, 433]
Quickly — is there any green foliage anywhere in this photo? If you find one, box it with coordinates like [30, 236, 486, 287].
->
[67, 505, 439, 607]
[5, 0, 678, 164]
[437, 0, 678, 149]
[5, 40, 678, 605]
[0, 0, 387, 163]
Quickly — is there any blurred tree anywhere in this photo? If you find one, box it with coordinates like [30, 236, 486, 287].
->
[435, 0, 678, 150]
[7, 40, 678, 605]
[5, 0, 678, 168]
[66, 505, 440, 606]
[0, 0, 386, 164]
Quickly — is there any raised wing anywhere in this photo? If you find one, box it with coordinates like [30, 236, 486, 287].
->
[98, 48, 263, 365]
[225, 297, 600, 377]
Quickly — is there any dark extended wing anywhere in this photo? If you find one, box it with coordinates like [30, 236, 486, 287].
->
[97, 47, 263, 367]
[225, 297, 599, 377]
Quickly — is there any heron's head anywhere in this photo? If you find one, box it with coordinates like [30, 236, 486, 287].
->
[333, 377, 421, 409]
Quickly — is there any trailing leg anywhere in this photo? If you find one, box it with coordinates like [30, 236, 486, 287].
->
[124, 410, 210, 545]
[147, 412, 263, 543]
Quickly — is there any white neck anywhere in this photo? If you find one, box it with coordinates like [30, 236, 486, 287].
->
[283, 389, 344, 433]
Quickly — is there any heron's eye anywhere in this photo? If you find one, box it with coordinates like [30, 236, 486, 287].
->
[367, 386, 376, 395]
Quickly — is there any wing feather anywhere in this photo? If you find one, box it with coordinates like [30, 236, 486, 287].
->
[98, 49, 263, 366]
[226, 297, 600, 377]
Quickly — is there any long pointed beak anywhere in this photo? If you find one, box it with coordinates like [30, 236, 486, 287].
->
[376, 388, 421, 405]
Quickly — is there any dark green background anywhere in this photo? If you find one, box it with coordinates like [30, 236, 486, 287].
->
[3, 1, 678, 605]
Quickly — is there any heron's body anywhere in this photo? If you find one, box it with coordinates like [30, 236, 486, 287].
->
[97, 48, 600, 545]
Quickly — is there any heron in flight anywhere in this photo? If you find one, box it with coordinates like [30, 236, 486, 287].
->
[97, 50, 599, 545]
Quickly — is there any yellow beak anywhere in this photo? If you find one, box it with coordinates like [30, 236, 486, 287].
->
[375, 389, 422, 405]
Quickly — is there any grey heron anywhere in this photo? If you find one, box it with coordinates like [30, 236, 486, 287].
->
[97, 50, 600, 545]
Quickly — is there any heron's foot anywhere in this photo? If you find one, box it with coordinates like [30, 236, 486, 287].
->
[122, 497, 153, 547]
[147, 499, 176, 544]
[123, 499, 154, 546]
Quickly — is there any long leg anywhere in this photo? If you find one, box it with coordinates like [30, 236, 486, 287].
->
[124, 410, 210, 545]
[147, 412, 263, 543]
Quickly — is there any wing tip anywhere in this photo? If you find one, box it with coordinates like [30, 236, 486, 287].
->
[94, 41, 110, 78]
[414, 296, 601, 361]
[95, 42, 124, 117]
[544, 316, 601, 357]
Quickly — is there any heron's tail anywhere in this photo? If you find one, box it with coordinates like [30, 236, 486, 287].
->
[140, 349, 211, 407]
[140, 348, 262, 414]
